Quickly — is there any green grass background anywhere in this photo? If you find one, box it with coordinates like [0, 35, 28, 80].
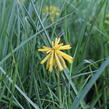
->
[0, 0, 109, 109]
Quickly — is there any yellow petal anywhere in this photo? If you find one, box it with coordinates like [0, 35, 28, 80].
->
[55, 43, 63, 49]
[57, 38, 60, 44]
[55, 37, 61, 46]
[38, 46, 51, 53]
[56, 50, 73, 63]
[46, 50, 51, 54]
[40, 53, 51, 64]
[55, 53, 63, 71]
[49, 51, 54, 72]
[52, 41, 55, 47]
[43, 46, 51, 49]
[58, 55, 67, 69]
[38, 48, 50, 52]
[55, 38, 58, 46]
[38, 49, 46, 52]
[58, 45, 71, 50]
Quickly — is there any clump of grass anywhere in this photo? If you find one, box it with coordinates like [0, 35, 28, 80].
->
[0, 0, 109, 109]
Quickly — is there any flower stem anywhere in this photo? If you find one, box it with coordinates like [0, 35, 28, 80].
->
[57, 71, 62, 107]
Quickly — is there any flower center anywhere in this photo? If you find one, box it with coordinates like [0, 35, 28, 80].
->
[51, 48, 55, 51]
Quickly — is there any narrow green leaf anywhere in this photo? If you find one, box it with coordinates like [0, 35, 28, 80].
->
[71, 57, 109, 109]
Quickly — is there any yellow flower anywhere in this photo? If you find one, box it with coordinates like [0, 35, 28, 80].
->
[105, 13, 109, 24]
[105, 20, 109, 24]
[43, 6, 60, 22]
[106, 14, 109, 18]
[38, 38, 73, 72]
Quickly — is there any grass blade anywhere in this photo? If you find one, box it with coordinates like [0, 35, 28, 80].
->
[71, 57, 109, 109]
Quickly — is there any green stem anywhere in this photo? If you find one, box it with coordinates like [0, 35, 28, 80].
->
[56, 70, 62, 107]
[58, 73, 62, 106]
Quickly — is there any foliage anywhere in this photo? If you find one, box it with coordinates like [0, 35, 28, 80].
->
[0, 0, 109, 109]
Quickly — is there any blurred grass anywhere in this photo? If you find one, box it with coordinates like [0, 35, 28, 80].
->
[0, 0, 109, 109]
